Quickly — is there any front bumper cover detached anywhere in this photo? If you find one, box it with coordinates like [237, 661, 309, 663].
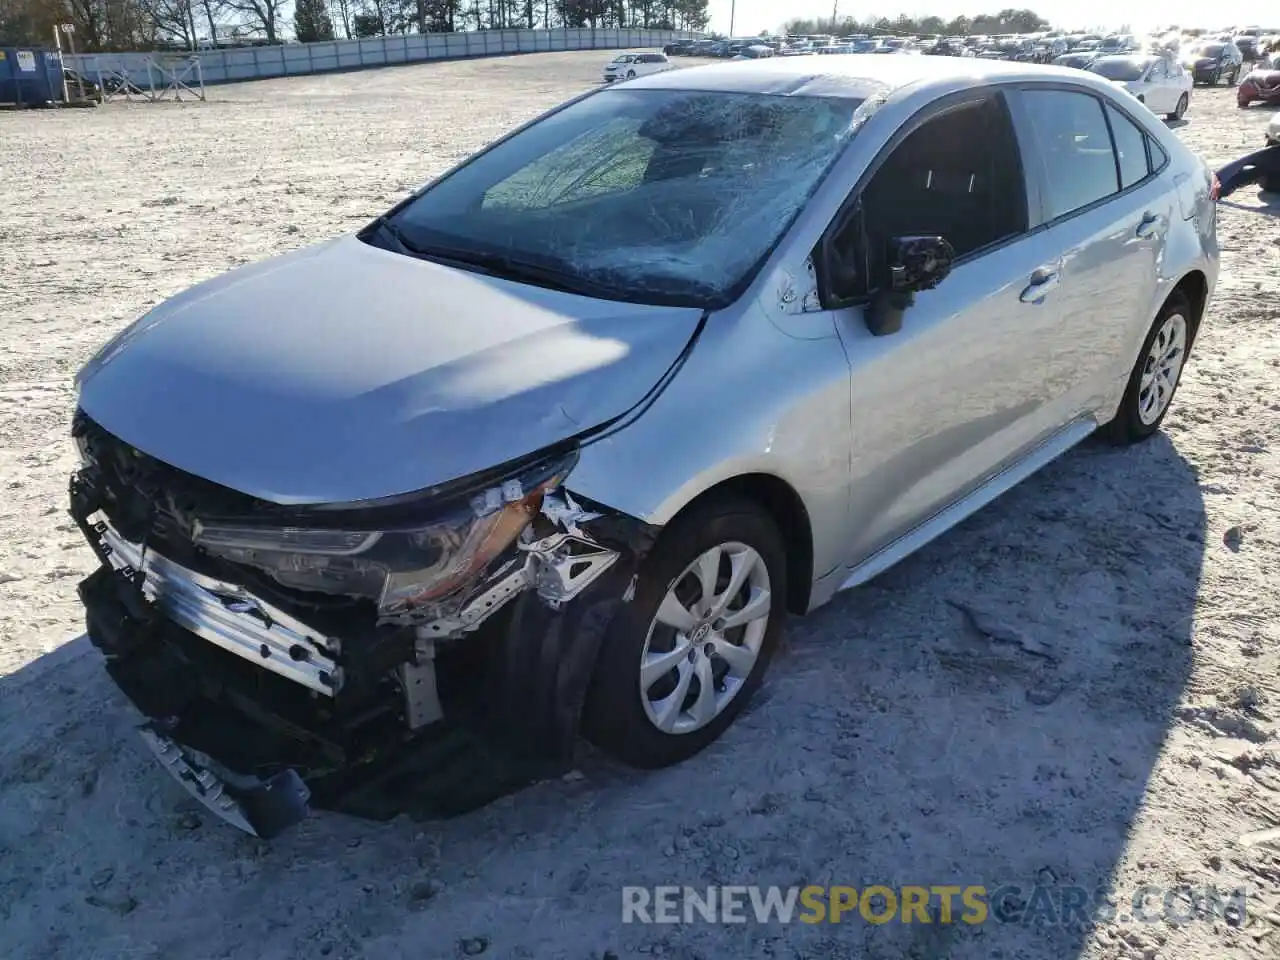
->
[71, 459, 660, 839]
[1216, 143, 1280, 199]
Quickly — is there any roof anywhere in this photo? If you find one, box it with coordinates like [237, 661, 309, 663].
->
[627, 54, 1091, 99]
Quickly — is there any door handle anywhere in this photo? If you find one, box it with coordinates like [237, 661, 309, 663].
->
[1019, 268, 1060, 304]
[1136, 211, 1161, 238]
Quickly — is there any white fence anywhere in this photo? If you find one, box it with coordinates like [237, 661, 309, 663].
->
[65, 28, 694, 85]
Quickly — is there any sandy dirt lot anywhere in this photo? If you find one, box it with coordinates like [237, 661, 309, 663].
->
[1, 51, 1279, 960]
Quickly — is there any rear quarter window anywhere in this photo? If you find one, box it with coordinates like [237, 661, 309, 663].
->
[1105, 103, 1150, 189]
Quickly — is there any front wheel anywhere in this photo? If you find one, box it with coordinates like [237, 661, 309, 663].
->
[1100, 292, 1194, 444]
[1168, 93, 1188, 121]
[626, 69, 636, 79]
[581, 498, 787, 769]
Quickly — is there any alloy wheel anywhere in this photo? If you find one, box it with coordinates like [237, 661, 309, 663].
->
[638, 542, 771, 735]
[1138, 312, 1187, 425]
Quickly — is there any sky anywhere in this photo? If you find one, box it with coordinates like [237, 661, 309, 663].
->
[704, 0, 1238, 36]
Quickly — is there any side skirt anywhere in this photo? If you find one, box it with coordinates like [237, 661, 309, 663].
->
[837, 417, 1098, 594]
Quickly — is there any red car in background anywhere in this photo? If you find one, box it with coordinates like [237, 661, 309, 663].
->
[1238, 54, 1280, 107]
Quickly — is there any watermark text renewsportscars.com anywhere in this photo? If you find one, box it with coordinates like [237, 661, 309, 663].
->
[621, 884, 1251, 926]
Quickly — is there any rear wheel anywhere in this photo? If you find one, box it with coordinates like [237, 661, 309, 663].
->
[1100, 292, 1194, 444]
[582, 498, 787, 769]
[1168, 93, 1188, 120]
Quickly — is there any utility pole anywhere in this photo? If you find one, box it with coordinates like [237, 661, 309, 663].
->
[729, 0, 735, 37]
[830, 0, 839, 32]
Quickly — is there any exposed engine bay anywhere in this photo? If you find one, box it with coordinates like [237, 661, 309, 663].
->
[69, 409, 658, 837]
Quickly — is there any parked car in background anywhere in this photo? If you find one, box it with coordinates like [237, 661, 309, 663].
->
[1055, 51, 1100, 70]
[1036, 37, 1069, 61]
[1089, 55, 1194, 119]
[69, 55, 1221, 838]
[1180, 39, 1244, 84]
[872, 37, 908, 54]
[1097, 34, 1139, 55]
[924, 38, 971, 56]
[1234, 34, 1261, 61]
[1238, 53, 1280, 106]
[602, 52, 671, 82]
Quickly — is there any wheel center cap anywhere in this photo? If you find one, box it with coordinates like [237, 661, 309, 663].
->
[691, 622, 711, 642]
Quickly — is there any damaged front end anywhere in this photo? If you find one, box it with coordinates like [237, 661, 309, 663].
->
[69, 409, 656, 837]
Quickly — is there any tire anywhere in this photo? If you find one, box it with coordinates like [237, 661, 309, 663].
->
[581, 497, 788, 769]
[626, 69, 636, 79]
[1168, 94, 1188, 121]
[1100, 292, 1195, 444]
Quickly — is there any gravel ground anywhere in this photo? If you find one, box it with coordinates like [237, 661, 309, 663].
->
[2, 52, 1279, 960]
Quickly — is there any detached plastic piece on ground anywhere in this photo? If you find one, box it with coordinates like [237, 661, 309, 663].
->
[138, 723, 311, 838]
[1215, 144, 1280, 199]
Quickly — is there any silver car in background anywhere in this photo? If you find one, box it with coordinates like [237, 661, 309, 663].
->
[70, 56, 1219, 836]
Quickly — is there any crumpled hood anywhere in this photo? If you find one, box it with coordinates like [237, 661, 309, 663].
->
[76, 235, 703, 505]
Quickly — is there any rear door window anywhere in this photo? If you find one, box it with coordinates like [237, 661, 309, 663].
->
[1018, 89, 1120, 220]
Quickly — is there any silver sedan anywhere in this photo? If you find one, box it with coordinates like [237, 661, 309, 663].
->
[70, 55, 1220, 835]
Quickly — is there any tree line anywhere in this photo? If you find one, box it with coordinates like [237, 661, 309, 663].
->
[0, 0, 710, 50]
[783, 8, 1052, 39]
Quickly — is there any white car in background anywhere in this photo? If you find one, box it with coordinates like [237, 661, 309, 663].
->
[1089, 54, 1194, 120]
[603, 52, 671, 82]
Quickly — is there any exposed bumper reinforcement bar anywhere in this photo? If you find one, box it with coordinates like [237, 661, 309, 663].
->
[96, 518, 344, 696]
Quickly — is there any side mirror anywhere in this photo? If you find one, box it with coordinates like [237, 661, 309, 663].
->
[865, 235, 956, 337]
[886, 235, 954, 294]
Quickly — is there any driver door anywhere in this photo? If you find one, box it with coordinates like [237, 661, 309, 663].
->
[822, 92, 1076, 568]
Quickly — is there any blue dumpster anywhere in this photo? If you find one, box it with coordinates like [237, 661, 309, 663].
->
[0, 47, 66, 105]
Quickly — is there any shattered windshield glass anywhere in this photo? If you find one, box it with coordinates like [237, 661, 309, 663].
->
[385, 88, 866, 307]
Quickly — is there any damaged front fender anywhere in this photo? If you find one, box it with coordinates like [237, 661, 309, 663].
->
[321, 489, 661, 823]
[482, 490, 660, 766]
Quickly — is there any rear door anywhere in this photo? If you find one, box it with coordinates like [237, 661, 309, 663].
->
[1144, 58, 1171, 113]
[1010, 85, 1173, 417]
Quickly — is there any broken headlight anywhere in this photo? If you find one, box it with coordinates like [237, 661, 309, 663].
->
[190, 453, 575, 617]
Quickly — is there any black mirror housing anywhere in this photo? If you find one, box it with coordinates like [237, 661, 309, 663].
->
[886, 235, 955, 294]
[864, 235, 956, 337]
